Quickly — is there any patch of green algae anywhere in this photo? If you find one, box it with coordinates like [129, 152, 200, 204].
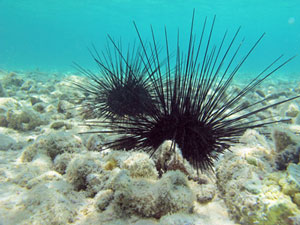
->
[249, 171, 300, 225]
[262, 198, 298, 225]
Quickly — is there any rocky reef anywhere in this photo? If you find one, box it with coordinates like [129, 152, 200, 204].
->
[216, 129, 300, 225]
[1, 70, 300, 225]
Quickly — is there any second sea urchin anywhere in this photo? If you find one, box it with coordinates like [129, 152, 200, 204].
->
[86, 12, 299, 173]
[74, 38, 155, 120]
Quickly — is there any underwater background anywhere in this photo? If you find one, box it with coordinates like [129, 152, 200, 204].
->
[0, 0, 300, 77]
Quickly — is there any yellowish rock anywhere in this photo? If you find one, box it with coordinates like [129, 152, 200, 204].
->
[263, 197, 300, 225]
[122, 152, 158, 179]
[267, 172, 284, 183]
[293, 193, 300, 207]
[282, 182, 299, 196]
[104, 158, 118, 171]
[245, 155, 258, 166]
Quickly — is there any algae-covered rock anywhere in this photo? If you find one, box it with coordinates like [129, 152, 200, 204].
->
[286, 103, 300, 117]
[272, 128, 300, 170]
[111, 170, 194, 218]
[29, 96, 42, 105]
[20, 79, 35, 91]
[261, 197, 299, 225]
[11, 154, 53, 187]
[280, 179, 299, 196]
[240, 129, 270, 150]
[85, 133, 106, 151]
[287, 163, 300, 190]
[216, 146, 300, 225]
[20, 179, 83, 224]
[0, 97, 21, 110]
[32, 102, 45, 113]
[243, 173, 262, 194]
[0, 114, 8, 127]
[294, 193, 300, 207]
[104, 158, 118, 171]
[6, 108, 48, 131]
[53, 152, 74, 174]
[153, 140, 194, 177]
[50, 121, 66, 130]
[122, 152, 158, 179]
[275, 145, 300, 170]
[272, 128, 297, 152]
[86, 172, 111, 197]
[1, 72, 24, 88]
[26, 170, 63, 189]
[20, 131, 84, 162]
[0, 82, 6, 97]
[0, 134, 17, 150]
[195, 183, 216, 204]
[57, 99, 72, 113]
[94, 189, 114, 211]
[19, 144, 38, 163]
[65, 152, 103, 191]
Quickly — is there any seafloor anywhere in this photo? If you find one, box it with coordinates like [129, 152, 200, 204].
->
[0, 69, 300, 225]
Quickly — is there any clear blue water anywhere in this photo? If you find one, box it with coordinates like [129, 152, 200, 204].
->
[0, 0, 299, 78]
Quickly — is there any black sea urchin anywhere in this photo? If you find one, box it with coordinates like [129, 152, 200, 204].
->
[87, 12, 299, 172]
[74, 38, 155, 120]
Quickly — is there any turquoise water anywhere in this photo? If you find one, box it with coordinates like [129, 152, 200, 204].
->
[0, 0, 299, 77]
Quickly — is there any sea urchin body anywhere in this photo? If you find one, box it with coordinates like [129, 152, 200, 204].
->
[74, 39, 155, 120]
